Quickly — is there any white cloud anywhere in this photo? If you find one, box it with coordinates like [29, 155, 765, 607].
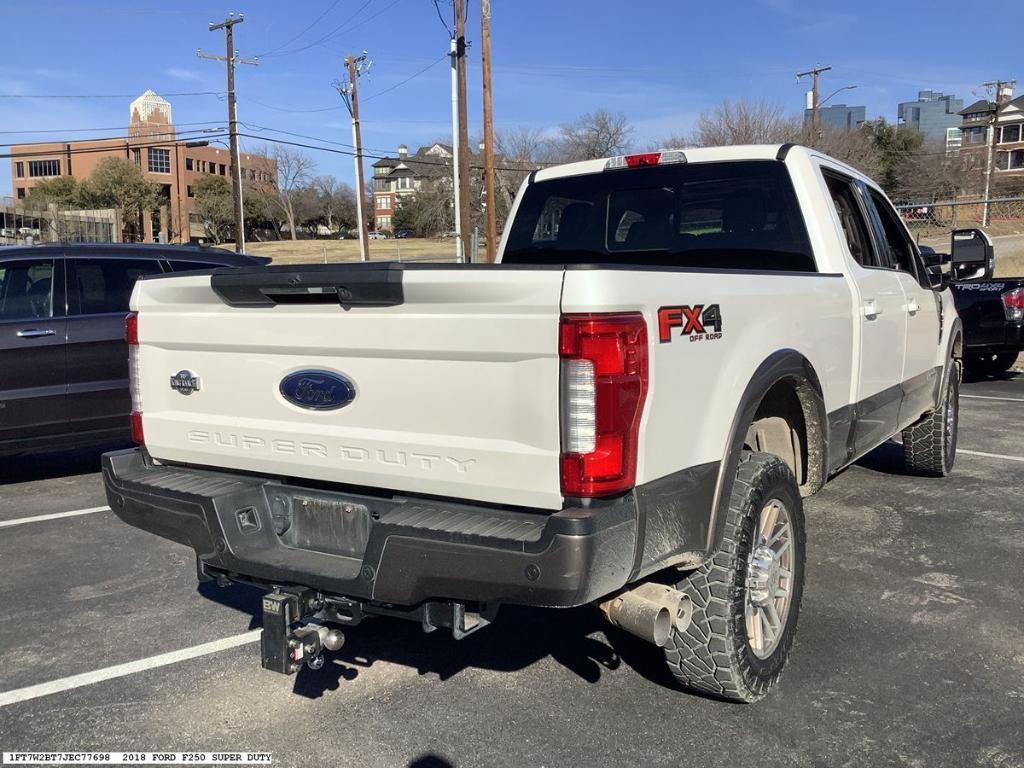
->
[165, 68, 205, 83]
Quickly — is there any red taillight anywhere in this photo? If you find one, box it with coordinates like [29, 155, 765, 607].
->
[125, 311, 139, 345]
[1003, 287, 1024, 322]
[126, 312, 143, 443]
[624, 152, 661, 168]
[605, 149, 686, 170]
[559, 313, 649, 497]
[130, 411, 144, 444]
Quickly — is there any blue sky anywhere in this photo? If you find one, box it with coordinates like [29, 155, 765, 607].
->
[2, 0, 1019, 195]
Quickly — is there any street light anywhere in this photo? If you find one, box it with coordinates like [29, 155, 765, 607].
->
[821, 84, 857, 107]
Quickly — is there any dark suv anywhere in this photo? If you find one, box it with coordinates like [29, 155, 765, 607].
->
[0, 243, 267, 458]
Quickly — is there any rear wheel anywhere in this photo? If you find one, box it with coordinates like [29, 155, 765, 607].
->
[663, 452, 805, 702]
[965, 351, 1016, 379]
[903, 361, 959, 477]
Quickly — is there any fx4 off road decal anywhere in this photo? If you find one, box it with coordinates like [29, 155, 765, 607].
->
[657, 304, 723, 343]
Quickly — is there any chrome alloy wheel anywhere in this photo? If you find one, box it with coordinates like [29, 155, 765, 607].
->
[744, 498, 794, 659]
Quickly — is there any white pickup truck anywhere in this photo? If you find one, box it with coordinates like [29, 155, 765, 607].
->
[104, 144, 961, 701]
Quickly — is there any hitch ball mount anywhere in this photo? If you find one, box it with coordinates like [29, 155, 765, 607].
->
[260, 588, 345, 675]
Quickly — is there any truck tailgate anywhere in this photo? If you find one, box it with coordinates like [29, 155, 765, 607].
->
[132, 265, 566, 510]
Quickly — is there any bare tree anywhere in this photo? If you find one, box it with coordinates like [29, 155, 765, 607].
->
[897, 142, 984, 200]
[310, 175, 358, 231]
[687, 99, 801, 147]
[805, 125, 883, 180]
[557, 109, 633, 161]
[268, 145, 317, 240]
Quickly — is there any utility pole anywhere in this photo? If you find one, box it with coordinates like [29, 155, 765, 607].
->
[199, 13, 258, 253]
[454, 0, 471, 262]
[449, 34, 463, 262]
[337, 53, 372, 261]
[797, 64, 832, 137]
[982, 79, 1015, 227]
[480, 0, 497, 263]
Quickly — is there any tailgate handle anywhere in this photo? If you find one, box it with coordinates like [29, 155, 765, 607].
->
[210, 263, 405, 308]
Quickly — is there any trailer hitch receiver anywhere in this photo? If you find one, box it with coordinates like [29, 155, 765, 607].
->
[260, 588, 344, 675]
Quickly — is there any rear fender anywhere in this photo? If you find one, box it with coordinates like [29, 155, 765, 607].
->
[705, 349, 827, 556]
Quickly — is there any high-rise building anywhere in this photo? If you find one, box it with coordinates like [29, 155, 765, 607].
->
[897, 90, 964, 143]
[803, 104, 866, 132]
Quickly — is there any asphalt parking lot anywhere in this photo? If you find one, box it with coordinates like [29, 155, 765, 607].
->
[2, 376, 1023, 768]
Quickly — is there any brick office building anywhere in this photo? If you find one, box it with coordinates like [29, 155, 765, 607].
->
[9, 90, 275, 243]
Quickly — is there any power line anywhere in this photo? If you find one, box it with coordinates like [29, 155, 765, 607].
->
[0, 91, 224, 99]
[0, 121, 225, 137]
[245, 55, 447, 113]
[431, 0, 453, 37]
[245, 96, 345, 114]
[2, 127, 228, 147]
[0, 133, 231, 160]
[239, 122, 395, 154]
[254, 0, 345, 57]
[236, 131, 542, 172]
[257, 0, 375, 58]
[362, 55, 447, 101]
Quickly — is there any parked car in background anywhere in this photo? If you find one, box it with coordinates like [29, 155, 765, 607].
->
[337, 231, 356, 240]
[921, 230, 1024, 378]
[0, 243, 267, 458]
[368, 231, 388, 240]
[394, 229, 415, 239]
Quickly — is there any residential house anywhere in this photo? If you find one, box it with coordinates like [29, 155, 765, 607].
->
[371, 143, 453, 231]
[956, 86, 1024, 177]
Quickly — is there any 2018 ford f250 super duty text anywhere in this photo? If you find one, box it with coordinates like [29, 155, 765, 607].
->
[103, 144, 962, 702]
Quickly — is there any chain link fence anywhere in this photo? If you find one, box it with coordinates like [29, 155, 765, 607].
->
[895, 196, 1024, 239]
[0, 197, 120, 246]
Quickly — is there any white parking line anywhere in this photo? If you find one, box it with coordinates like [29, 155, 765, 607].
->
[961, 394, 1024, 403]
[959, 449, 1024, 463]
[0, 506, 109, 529]
[0, 630, 262, 708]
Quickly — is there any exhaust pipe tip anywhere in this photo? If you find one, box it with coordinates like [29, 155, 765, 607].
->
[599, 582, 692, 647]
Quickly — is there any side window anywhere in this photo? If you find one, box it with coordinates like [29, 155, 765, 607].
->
[68, 258, 163, 315]
[823, 173, 875, 267]
[168, 260, 221, 272]
[861, 186, 920, 279]
[0, 260, 55, 320]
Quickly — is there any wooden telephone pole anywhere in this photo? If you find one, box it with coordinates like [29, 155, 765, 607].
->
[338, 53, 371, 261]
[480, 0, 497, 263]
[199, 13, 258, 253]
[797, 64, 832, 137]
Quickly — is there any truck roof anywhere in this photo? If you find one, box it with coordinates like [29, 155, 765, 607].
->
[533, 143, 868, 186]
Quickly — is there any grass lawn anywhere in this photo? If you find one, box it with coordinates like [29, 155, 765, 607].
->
[220, 237, 458, 264]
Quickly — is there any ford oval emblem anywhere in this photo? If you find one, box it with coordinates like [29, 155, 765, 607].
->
[280, 370, 356, 411]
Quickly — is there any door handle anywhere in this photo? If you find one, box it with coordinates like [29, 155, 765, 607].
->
[16, 328, 56, 338]
[861, 300, 882, 319]
[905, 299, 920, 315]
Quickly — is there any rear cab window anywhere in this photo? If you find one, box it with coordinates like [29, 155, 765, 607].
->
[503, 160, 816, 272]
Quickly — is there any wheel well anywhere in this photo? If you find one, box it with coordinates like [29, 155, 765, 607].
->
[742, 376, 826, 497]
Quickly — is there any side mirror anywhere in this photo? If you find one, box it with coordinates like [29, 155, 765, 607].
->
[950, 228, 994, 282]
[919, 246, 951, 289]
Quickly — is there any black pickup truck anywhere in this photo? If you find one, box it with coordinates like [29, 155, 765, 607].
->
[922, 229, 1024, 378]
